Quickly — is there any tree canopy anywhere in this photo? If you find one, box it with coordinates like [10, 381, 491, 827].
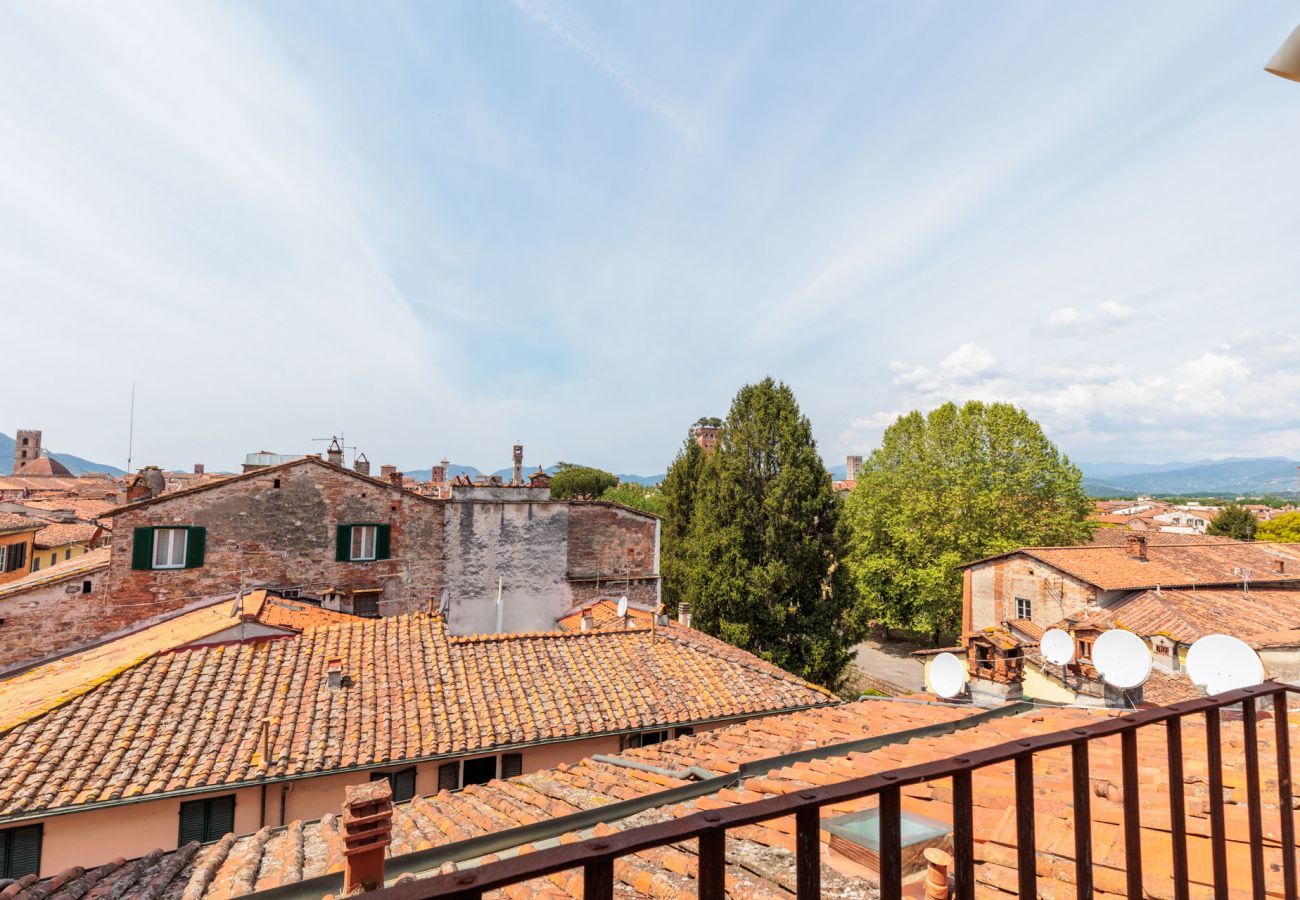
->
[1208, 503, 1258, 541]
[659, 432, 709, 609]
[1258, 511, 1300, 542]
[842, 401, 1092, 641]
[675, 378, 856, 687]
[549, 464, 618, 499]
[600, 482, 666, 517]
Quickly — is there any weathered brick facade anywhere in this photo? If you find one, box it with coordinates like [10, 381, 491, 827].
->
[964, 554, 1110, 635]
[99, 458, 445, 634]
[0, 552, 108, 671]
[565, 502, 660, 610]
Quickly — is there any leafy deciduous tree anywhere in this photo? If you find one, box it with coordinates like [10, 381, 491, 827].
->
[1258, 511, 1300, 542]
[600, 482, 666, 517]
[843, 401, 1092, 643]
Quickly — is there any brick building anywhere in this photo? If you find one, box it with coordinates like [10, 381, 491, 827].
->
[0, 548, 109, 670]
[99, 455, 446, 637]
[0, 514, 38, 586]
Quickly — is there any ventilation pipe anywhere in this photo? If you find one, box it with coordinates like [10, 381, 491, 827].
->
[342, 780, 393, 894]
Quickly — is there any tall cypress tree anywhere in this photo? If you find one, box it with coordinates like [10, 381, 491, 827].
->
[683, 378, 855, 687]
[659, 427, 710, 611]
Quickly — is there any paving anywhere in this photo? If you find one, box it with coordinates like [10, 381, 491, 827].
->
[851, 637, 927, 692]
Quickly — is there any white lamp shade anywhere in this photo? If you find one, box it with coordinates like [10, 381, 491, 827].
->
[1266, 25, 1300, 82]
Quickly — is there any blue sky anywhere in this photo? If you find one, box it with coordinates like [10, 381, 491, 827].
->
[3, 1, 1300, 474]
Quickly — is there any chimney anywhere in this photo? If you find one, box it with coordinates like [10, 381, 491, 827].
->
[923, 848, 951, 900]
[580, 611, 594, 632]
[677, 602, 692, 628]
[341, 779, 393, 894]
[327, 438, 344, 467]
[194, 463, 205, 476]
[127, 466, 165, 502]
[380, 464, 397, 480]
[1276, 559, 1287, 574]
[1124, 532, 1148, 561]
[326, 657, 344, 689]
[353, 453, 370, 477]
[389, 470, 403, 487]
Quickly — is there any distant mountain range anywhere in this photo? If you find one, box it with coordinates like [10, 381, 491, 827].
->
[404, 463, 665, 487]
[1079, 457, 1300, 497]
[0, 433, 125, 477]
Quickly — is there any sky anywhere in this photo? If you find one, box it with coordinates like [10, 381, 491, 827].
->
[3, 1, 1300, 475]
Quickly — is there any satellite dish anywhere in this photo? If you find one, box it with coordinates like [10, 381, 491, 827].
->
[616, 596, 629, 617]
[1186, 634, 1265, 695]
[1041, 628, 1075, 666]
[929, 652, 967, 699]
[1092, 629, 1152, 689]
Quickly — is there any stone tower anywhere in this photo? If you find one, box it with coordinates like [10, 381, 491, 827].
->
[846, 455, 863, 482]
[512, 444, 524, 485]
[14, 429, 42, 472]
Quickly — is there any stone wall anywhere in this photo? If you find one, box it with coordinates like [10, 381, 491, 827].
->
[99, 460, 445, 635]
[965, 554, 1097, 634]
[0, 564, 107, 670]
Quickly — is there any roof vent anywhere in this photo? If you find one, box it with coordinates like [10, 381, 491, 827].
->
[824, 807, 952, 877]
[326, 657, 347, 689]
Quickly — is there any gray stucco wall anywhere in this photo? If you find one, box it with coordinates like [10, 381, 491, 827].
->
[444, 499, 571, 634]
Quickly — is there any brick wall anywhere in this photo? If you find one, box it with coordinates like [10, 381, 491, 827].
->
[966, 554, 1097, 634]
[98, 460, 444, 636]
[565, 503, 660, 613]
[0, 565, 106, 669]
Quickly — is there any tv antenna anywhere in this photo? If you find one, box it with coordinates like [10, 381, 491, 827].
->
[126, 380, 136, 474]
[312, 433, 357, 464]
[1186, 634, 1265, 695]
[929, 652, 968, 700]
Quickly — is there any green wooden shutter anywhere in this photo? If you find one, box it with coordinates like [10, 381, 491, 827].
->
[184, 527, 206, 568]
[392, 767, 416, 803]
[501, 753, 523, 779]
[437, 762, 460, 793]
[178, 799, 207, 845]
[132, 527, 154, 570]
[3, 824, 42, 879]
[206, 795, 236, 840]
[336, 525, 351, 562]
[375, 524, 391, 560]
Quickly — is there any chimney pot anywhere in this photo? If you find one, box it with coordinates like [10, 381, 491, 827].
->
[677, 602, 692, 628]
[194, 463, 205, 475]
[327, 438, 344, 467]
[389, 470, 403, 487]
[1124, 532, 1148, 561]
[353, 453, 370, 477]
[342, 780, 393, 894]
[923, 848, 951, 900]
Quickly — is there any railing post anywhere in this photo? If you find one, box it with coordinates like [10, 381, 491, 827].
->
[1206, 706, 1229, 899]
[795, 806, 822, 900]
[1166, 716, 1190, 900]
[879, 786, 902, 899]
[1120, 728, 1144, 898]
[952, 769, 976, 898]
[1274, 690, 1297, 900]
[1071, 738, 1094, 900]
[1014, 752, 1036, 898]
[1242, 698, 1266, 900]
[697, 828, 725, 899]
[583, 858, 613, 900]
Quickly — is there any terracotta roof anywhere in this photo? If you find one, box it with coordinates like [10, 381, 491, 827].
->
[969, 540, 1300, 591]
[16, 497, 116, 521]
[556, 598, 656, 632]
[1069, 587, 1300, 645]
[0, 546, 110, 601]
[12, 456, 73, 477]
[0, 590, 353, 733]
[31, 522, 99, 549]
[1005, 618, 1044, 642]
[26, 694, 1295, 898]
[0, 512, 41, 534]
[1085, 530, 1236, 547]
[0, 613, 832, 820]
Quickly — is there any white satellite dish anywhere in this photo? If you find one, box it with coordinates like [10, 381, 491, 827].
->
[929, 652, 967, 699]
[1092, 629, 1152, 690]
[1186, 634, 1265, 696]
[616, 596, 629, 617]
[1040, 628, 1075, 666]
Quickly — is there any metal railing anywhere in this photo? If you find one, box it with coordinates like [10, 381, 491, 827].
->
[364, 681, 1298, 900]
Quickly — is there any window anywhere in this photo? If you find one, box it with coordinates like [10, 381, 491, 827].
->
[82, 580, 92, 594]
[32, 557, 40, 573]
[501, 753, 523, 779]
[351, 526, 376, 561]
[674, 726, 695, 739]
[132, 527, 205, 571]
[178, 795, 235, 846]
[335, 524, 391, 563]
[626, 730, 669, 749]
[353, 592, 380, 618]
[1015, 597, 1032, 620]
[437, 762, 460, 792]
[65, 549, 71, 561]
[49, 554, 57, 567]
[152, 528, 189, 569]
[370, 767, 417, 803]
[0, 823, 41, 879]
[463, 756, 497, 787]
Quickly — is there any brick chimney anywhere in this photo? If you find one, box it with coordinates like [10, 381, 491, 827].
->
[1124, 532, 1148, 561]
[380, 464, 397, 480]
[353, 453, 370, 477]
[677, 602, 692, 628]
[342, 779, 393, 894]
[327, 438, 344, 467]
[388, 470, 403, 487]
[1275, 559, 1287, 574]
[126, 466, 165, 502]
[194, 463, 205, 475]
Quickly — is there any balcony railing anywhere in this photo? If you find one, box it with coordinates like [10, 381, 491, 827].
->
[363, 681, 1298, 900]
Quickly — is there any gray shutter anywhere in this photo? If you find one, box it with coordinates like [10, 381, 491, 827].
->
[4, 824, 42, 879]
[206, 795, 236, 840]
[178, 800, 207, 846]
[501, 753, 523, 779]
[393, 767, 417, 803]
[437, 762, 460, 793]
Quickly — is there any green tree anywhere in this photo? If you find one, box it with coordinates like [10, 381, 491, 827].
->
[843, 401, 1092, 643]
[1207, 503, 1257, 541]
[659, 430, 711, 610]
[1259, 511, 1300, 542]
[549, 463, 618, 500]
[600, 482, 666, 517]
[680, 378, 855, 688]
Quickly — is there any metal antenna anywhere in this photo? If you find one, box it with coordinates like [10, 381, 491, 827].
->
[126, 380, 136, 474]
